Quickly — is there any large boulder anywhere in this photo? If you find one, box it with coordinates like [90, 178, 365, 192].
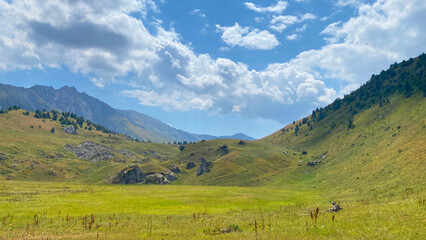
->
[144, 173, 168, 185]
[64, 125, 76, 135]
[163, 171, 177, 182]
[65, 141, 115, 161]
[170, 165, 181, 173]
[197, 158, 211, 176]
[186, 162, 196, 169]
[109, 165, 146, 184]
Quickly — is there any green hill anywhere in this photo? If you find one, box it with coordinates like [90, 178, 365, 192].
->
[159, 54, 426, 195]
[0, 108, 180, 182]
[0, 54, 424, 195]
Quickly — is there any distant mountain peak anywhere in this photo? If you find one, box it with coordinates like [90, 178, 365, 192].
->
[0, 83, 254, 143]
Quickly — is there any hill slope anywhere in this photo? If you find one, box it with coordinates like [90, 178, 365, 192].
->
[0, 108, 180, 182]
[167, 54, 426, 193]
[0, 84, 254, 143]
[0, 54, 424, 195]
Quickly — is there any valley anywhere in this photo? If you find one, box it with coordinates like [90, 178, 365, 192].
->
[0, 55, 425, 239]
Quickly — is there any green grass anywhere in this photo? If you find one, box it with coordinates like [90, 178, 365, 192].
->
[0, 57, 425, 238]
[0, 109, 180, 182]
[0, 180, 424, 239]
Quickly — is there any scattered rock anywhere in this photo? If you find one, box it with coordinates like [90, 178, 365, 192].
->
[307, 160, 321, 166]
[283, 151, 288, 154]
[109, 165, 146, 184]
[145, 173, 168, 185]
[30, 161, 39, 169]
[217, 145, 229, 156]
[170, 165, 181, 173]
[197, 158, 211, 176]
[329, 202, 343, 212]
[65, 141, 115, 161]
[117, 149, 135, 158]
[163, 171, 177, 182]
[0, 153, 7, 161]
[186, 162, 196, 169]
[64, 125, 76, 135]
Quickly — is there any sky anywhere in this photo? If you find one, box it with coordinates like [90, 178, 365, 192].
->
[0, 0, 425, 139]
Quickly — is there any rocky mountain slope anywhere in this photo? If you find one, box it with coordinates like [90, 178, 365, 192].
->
[0, 83, 254, 143]
[0, 54, 424, 195]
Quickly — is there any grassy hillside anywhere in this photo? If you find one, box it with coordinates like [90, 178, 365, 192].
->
[0, 109, 180, 182]
[0, 55, 424, 194]
[0, 56, 425, 239]
[146, 54, 426, 196]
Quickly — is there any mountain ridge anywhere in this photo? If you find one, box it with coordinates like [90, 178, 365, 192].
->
[0, 83, 255, 142]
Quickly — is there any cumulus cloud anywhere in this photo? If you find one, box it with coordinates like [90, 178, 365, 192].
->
[270, 13, 316, 32]
[216, 23, 279, 50]
[286, 34, 298, 40]
[0, 0, 425, 123]
[244, 1, 288, 14]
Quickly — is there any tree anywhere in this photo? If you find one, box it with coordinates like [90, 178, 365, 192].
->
[294, 125, 299, 135]
[179, 145, 185, 152]
[50, 127, 55, 133]
[34, 110, 42, 119]
[348, 119, 354, 129]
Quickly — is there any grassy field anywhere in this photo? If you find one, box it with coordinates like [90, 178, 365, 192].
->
[0, 180, 424, 239]
[0, 57, 425, 238]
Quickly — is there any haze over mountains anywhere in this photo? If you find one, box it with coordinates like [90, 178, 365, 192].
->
[0, 83, 255, 143]
[0, 54, 424, 189]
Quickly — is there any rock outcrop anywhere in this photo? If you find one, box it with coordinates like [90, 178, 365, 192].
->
[170, 165, 180, 173]
[163, 171, 177, 182]
[145, 173, 169, 185]
[109, 165, 146, 184]
[186, 162, 196, 169]
[197, 158, 211, 176]
[307, 160, 321, 166]
[108, 166, 177, 185]
[65, 141, 115, 161]
[117, 149, 135, 158]
[64, 125, 76, 135]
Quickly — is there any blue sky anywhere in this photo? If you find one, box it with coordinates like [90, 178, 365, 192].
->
[0, 0, 425, 139]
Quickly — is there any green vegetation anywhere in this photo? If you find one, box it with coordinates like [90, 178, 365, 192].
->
[0, 180, 424, 239]
[0, 55, 425, 238]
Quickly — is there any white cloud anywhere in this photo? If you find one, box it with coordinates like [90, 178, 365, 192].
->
[286, 34, 298, 40]
[270, 13, 315, 32]
[270, 15, 298, 32]
[244, 1, 288, 14]
[336, 0, 364, 7]
[0, 0, 425, 123]
[90, 77, 105, 88]
[254, 17, 264, 23]
[190, 9, 205, 18]
[295, 24, 307, 32]
[301, 13, 316, 20]
[216, 23, 279, 50]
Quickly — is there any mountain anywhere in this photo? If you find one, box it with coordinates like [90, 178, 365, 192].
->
[0, 83, 254, 143]
[168, 54, 426, 192]
[0, 54, 423, 193]
[193, 133, 256, 141]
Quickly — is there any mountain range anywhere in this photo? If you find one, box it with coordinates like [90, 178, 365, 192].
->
[0, 54, 424, 190]
[0, 83, 255, 143]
